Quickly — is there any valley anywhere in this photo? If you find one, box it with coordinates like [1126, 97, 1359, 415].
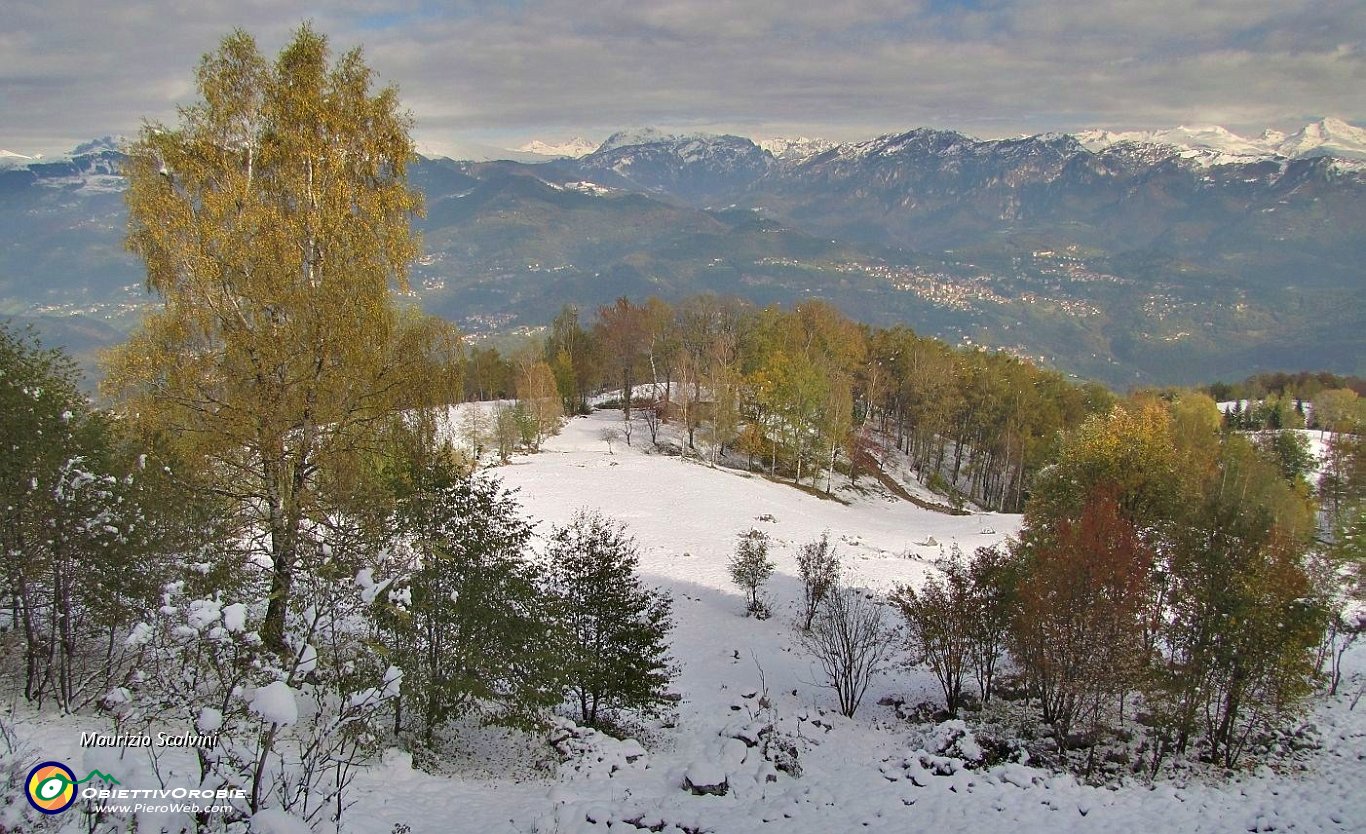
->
[3, 121, 1364, 388]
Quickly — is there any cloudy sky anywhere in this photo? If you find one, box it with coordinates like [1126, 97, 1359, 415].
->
[3, 0, 1363, 156]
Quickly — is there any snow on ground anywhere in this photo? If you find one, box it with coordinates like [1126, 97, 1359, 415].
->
[347, 409, 1364, 833]
[498, 408, 1014, 593]
[4, 408, 1362, 833]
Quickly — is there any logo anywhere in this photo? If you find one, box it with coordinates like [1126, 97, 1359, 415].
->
[24, 762, 120, 815]
[26, 762, 77, 815]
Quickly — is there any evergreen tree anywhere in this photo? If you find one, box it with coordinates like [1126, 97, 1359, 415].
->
[379, 464, 559, 743]
[544, 510, 674, 728]
[1257, 430, 1315, 485]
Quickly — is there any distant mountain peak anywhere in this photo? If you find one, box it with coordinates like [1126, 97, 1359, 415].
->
[597, 128, 678, 153]
[756, 136, 837, 161]
[593, 129, 767, 157]
[517, 137, 597, 158]
[1277, 117, 1366, 161]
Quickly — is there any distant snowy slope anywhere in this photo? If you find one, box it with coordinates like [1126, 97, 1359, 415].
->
[491, 407, 1009, 593]
[1076, 117, 1366, 166]
[757, 136, 837, 161]
[1277, 117, 1366, 161]
[517, 137, 598, 158]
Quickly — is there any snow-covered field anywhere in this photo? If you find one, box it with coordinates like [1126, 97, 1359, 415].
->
[348, 410, 1364, 833]
[5, 408, 1362, 833]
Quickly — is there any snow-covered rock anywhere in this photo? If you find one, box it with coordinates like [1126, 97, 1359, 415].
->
[683, 760, 729, 795]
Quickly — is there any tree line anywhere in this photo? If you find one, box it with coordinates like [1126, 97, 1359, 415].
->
[462, 295, 1110, 512]
[896, 394, 1363, 771]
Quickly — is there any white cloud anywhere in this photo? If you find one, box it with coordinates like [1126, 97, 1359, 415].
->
[1, 0, 1361, 154]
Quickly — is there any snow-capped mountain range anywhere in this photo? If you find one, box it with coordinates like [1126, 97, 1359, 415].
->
[2, 118, 1363, 389]
[7, 118, 1363, 172]
[503, 117, 1366, 169]
[1075, 117, 1366, 166]
[756, 136, 838, 161]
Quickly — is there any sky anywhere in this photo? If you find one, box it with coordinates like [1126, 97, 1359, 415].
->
[2, 0, 1363, 157]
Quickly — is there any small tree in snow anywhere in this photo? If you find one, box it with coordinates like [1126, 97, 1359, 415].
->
[893, 544, 1018, 716]
[797, 531, 840, 631]
[494, 403, 521, 463]
[544, 510, 675, 727]
[620, 405, 635, 447]
[965, 544, 1017, 705]
[458, 405, 492, 460]
[892, 556, 973, 717]
[641, 398, 663, 446]
[729, 528, 775, 618]
[802, 585, 892, 718]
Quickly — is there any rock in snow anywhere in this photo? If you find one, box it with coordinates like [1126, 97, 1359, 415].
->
[684, 761, 730, 796]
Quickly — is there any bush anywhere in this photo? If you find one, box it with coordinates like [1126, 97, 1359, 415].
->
[893, 545, 1017, 717]
[797, 531, 840, 630]
[1011, 490, 1152, 739]
[729, 529, 775, 618]
[802, 585, 892, 717]
[893, 557, 972, 717]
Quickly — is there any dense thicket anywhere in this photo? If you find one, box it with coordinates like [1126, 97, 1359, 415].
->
[0, 322, 198, 710]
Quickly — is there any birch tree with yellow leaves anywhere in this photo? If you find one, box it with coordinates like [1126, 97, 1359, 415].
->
[105, 25, 459, 651]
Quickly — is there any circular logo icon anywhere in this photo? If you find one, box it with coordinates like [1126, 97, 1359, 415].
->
[26, 761, 77, 815]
